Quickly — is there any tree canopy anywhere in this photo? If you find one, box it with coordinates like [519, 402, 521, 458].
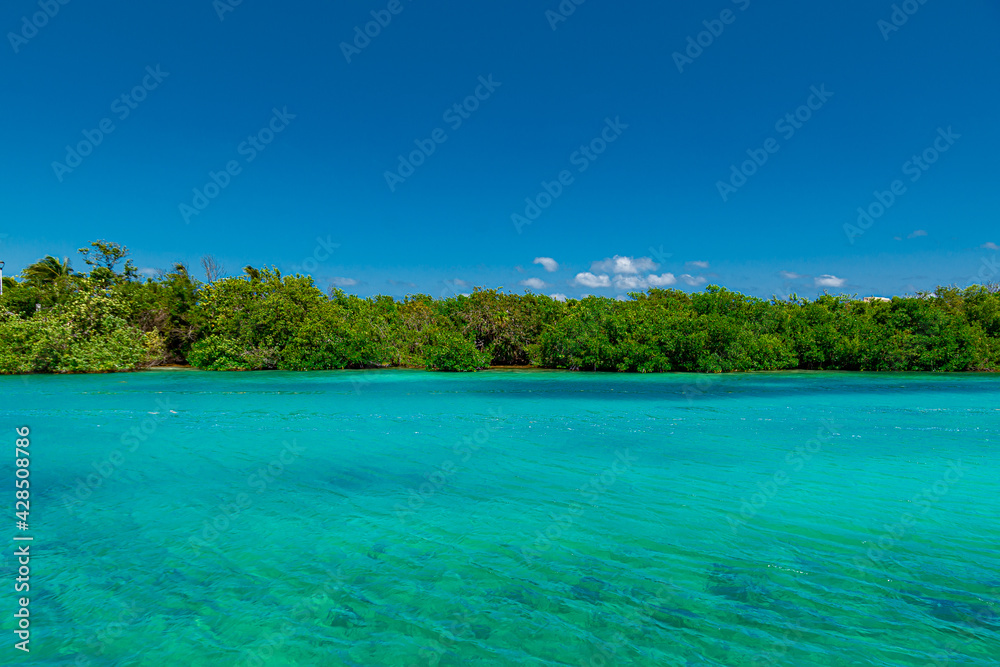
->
[2, 241, 999, 374]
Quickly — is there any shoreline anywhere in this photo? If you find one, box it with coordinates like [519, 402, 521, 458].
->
[49, 364, 1000, 376]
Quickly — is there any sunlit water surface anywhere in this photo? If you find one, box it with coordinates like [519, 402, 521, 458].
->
[3, 370, 998, 666]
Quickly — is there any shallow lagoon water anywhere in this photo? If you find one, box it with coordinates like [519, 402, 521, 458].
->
[3, 370, 999, 665]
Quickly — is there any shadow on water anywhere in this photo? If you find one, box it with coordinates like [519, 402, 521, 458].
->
[706, 562, 772, 606]
[307, 371, 1000, 403]
[900, 588, 1000, 633]
[35, 370, 996, 406]
[570, 575, 606, 604]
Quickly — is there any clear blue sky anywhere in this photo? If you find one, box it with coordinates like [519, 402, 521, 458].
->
[3, 0, 998, 300]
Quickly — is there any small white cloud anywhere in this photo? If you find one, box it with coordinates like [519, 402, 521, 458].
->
[331, 277, 357, 287]
[893, 236, 902, 241]
[647, 273, 677, 286]
[573, 272, 611, 288]
[533, 257, 559, 272]
[451, 278, 470, 288]
[814, 274, 846, 288]
[520, 277, 547, 290]
[982, 242, 999, 250]
[591, 255, 658, 275]
[549, 293, 567, 302]
[780, 271, 805, 280]
[686, 260, 710, 269]
[907, 230, 928, 239]
[139, 267, 158, 277]
[679, 274, 706, 286]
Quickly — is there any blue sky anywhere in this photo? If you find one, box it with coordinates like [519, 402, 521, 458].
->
[3, 0, 999, 300]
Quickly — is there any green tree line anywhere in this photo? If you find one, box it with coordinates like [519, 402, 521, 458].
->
[2, 240, 999, 374]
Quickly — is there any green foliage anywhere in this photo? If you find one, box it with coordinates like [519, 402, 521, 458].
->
[0, 319, 40, 374]
[445, 288, 560, 365]
[279, 306, 352, 371]
[187, 335, 254, 371]
[535, 286, 999, 373]
[0, 291, 149, 373]
[113, 264, 202, 362]
[423, 329, 491, 372]
[5, 243, 1000, 375]
[191, 268, 326, 370]
[22, 255, 75, 286]
[328, 291, 402, 368]
[189, 272, 401, 371]
[78, 240, 138, 285]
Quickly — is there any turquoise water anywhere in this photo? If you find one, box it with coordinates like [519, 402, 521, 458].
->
[4, 370, 999, 666]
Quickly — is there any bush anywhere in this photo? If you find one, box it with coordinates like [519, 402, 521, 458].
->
[423, 330, 491, 371]
[187, 335, 254, 371]
[6, 246, 1000, 374]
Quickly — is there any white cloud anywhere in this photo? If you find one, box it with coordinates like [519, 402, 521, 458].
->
[590, 255, 658, 275]
[573, 272, 611, 288]
[520, 277, 547, 290]
[982, 242, 999, 250]
[573, 272, 681, 291]
[533, 257, 559, 272]
[780, 271, 805, 280]
[550, 293, 567, 302]
[387, 279, 417, 287]
[686, 260, 710, 269]
[613, 275, 645, 290]
[814, 274, 846, 288]
[139, 267, 158, 277]
[646, 273, 677, 286]
[331, 277, 357, 287]
[907, 230, 928, 239]
[679, 274, 706, 286]
[451, 278, 470, 288]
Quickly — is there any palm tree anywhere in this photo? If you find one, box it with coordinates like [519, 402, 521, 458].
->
[22, 256, 74, 286]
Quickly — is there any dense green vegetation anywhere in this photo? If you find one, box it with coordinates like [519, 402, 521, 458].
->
[3, 241, 999, 374]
